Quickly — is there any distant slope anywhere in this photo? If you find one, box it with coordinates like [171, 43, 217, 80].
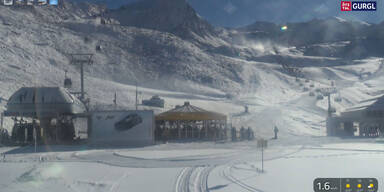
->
[238, 17, 384, 59]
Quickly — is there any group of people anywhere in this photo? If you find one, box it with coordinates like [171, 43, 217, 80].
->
[155, 126, 229, 142]
[361, 126, 380, 138]
[155, 125, 280, 143]
[231, 126, 254, 141]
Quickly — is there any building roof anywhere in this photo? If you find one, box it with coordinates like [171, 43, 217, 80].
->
[156, 101, 227, 121]
[340, 94, 384, 120]
[345, 94, 384, 112]
[4, 87, 86, 118]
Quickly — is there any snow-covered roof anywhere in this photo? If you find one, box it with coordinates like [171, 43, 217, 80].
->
[345, 95, 384, 112]
[156, 101, 226, 121]
[341, 95, 384, 121]
[8, 87, 75, 104]
[5, 87, 86, 118]
[366, 95, 384, 110]
[168, 102, 209, 113]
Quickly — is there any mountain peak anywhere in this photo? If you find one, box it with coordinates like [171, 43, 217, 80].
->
[105, 0, 215, 39]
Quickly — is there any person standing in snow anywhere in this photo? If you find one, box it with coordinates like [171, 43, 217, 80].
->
[162, 128, 169, 144]
[247, 127, 252, 140]
[274, 126, 279, 139]
[240, 127, 246, 140]
[231, 127, 237, 142]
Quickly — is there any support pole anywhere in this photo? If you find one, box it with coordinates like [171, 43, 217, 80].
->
[327, 94, 331, 117]
[192, 121, 194, 139]
[0, 112, 3, 144]
[24, 125, 27, 144]
[69, 54, 93, 102]
[80, 62, 84, 100]
[178, 121, 181, 139]
[114, 92, 117, 106]
[205, 121, 208, 138]
[0, 113, 3, 144]
[135, 81, 138, 111]
[0, 112, 3, 131]
[261, 144, 264, 173]
[185, 121, 187, 139]
[33, 120, 37, 153]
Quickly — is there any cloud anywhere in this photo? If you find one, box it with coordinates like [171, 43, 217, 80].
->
[314, 4, 329, 14]
[223, 1, 237, 14]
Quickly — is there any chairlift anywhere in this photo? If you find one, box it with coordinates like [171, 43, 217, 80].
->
[335, 92, 342, 102]
[96, 45, 102, 51]
[64, 70, 72, 89]
[309, 92, 315, 96]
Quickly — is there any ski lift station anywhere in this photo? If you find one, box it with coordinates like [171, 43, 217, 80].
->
[4, 87, 88, 144]
[327, 95, 384, 137]
[0, 54, 158, 146]
[2, 86, 156, 146]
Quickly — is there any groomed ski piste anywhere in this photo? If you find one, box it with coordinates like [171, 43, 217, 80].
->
[1, 56, 384, 192]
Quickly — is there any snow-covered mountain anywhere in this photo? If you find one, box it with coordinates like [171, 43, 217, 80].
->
[103, 0, 216, 40]
[2, 1, 384, 169]
[3, 3, 384, 191]
[236, 17, 384, 59]
[0, 0, 249, 96]
[0, 0, 383, 97]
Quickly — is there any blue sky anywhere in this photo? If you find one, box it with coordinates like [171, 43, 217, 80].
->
[187, 0, 383, 27]
[76, 0, 384, 27]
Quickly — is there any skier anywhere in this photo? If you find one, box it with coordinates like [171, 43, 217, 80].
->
[247, 127, 252, 140]
[274, 126, 279, 139]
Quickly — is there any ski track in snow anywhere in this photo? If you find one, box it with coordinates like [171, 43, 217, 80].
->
[223, 166, 264, 192]
[175, 166, 213, 192]
[108, 172, 127, 192]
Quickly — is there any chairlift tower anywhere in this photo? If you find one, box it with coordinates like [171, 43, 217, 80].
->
[69, 54, 93, 101]
[320, 87, 337, 117]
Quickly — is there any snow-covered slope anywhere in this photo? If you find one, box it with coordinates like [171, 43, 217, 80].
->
[0, 2, 244, 94]
[0, 1, 384, 140]
[3, 2, 384, 192]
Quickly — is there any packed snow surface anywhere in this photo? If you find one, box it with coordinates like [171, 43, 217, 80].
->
[2, 139, 384, 192]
